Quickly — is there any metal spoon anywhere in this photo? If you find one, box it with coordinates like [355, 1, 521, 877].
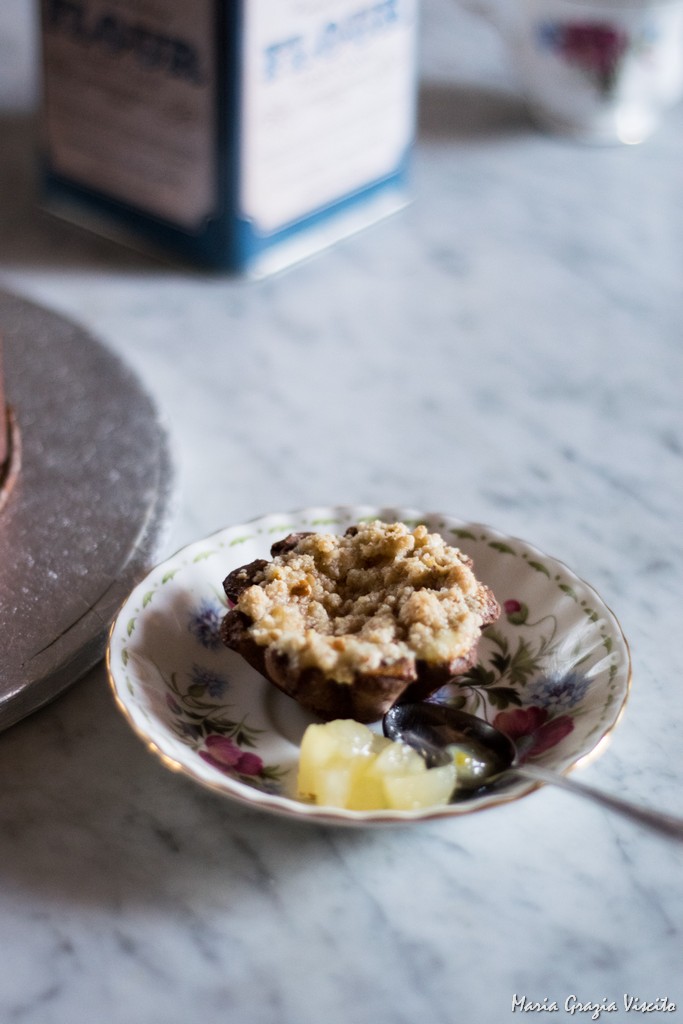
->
[383, 702, 683, 840]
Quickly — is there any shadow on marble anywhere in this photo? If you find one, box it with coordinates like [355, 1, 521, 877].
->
[0, 663, 391, 910]
[418, 80, 532, 141]
[0, 113, 167, 274]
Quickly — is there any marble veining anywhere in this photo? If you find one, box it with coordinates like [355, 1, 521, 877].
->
[1, 0, 682, 1021]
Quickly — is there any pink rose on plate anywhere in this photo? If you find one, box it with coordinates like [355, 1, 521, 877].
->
[199, 734, 264, 777]
[503, 599, 529, 624]
[493, 706, 574, 762]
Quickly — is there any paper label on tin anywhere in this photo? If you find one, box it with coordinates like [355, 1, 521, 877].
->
[41, 0, 216, 230]
[240, 0, 417, 235]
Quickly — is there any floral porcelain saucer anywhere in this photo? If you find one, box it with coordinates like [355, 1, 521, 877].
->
[106, 506, 631, 825]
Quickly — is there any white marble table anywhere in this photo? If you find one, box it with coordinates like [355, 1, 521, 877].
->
[1, 2, 682, 1023]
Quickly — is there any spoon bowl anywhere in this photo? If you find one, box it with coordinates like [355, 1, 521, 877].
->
[383, 701, 515, 787]
[384, 702, 683, 840]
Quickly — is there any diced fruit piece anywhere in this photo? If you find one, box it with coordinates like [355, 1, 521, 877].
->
[368, 740, 426, 777]
[345, 769, 386, 811]
[296, 719, 457, 811]
[302, 718, 375, 760]
[313, 765, 354, 808]
[383, 764, 457, 811]
[297, 719, 375, 800]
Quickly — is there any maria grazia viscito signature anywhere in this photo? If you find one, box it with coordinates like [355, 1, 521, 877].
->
[511, 993, 677, 1018]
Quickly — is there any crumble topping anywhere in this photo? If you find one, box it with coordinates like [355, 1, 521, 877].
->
[234, 521, 496, 685]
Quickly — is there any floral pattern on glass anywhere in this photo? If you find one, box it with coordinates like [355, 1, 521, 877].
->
[537, 20, 630, 94]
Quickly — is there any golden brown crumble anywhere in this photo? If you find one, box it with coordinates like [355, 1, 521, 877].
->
[234, 521, 495, 685]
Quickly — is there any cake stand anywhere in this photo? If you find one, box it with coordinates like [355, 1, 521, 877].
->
[0, 288, 176, 731]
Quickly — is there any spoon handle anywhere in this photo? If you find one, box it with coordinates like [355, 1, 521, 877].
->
[514, 764, 683, 840]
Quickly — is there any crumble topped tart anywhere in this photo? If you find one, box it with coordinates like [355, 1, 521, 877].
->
[221, 521, 500, 723]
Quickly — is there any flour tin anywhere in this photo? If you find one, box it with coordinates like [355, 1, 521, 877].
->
[39, 0, 418, 275]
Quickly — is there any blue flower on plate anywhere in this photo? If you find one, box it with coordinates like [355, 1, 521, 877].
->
[188, 600, 223, 650]
[188, 663, 228, 698]
[526, 670, 591, 712]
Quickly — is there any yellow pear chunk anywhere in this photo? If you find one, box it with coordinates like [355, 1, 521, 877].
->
[297, 719, 457, 811]
[383, 764, 457, 811]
